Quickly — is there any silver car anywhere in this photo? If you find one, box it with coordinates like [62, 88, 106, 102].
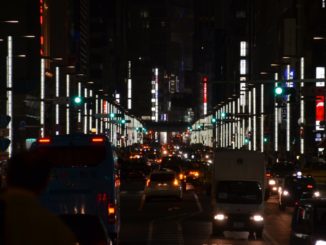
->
[144, 170, 183, 201]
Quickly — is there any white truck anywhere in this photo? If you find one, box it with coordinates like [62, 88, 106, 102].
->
[211, 150, 266, 239]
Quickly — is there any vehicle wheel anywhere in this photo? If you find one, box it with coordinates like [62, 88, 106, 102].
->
[248, 231, 255, 240]
[212, 224, 224, 237]
[256, 229, 263, 239]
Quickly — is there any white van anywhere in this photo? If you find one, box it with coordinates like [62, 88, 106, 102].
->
[211, 150, 266, 239]
[31, 134, 120, 244]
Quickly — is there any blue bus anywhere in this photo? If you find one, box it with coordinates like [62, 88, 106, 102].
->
[31, 133, 120, 244]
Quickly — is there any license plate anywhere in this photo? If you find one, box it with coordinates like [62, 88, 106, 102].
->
[233, 222, 244, 228]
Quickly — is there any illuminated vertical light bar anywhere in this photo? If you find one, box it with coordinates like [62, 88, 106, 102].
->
[237, 98, 241, 148]
[109, 102, 112, 141]
[261, 83, 264, 152]
[95, 94, 99, 134]
[226, 104, 229, 147]
[100, 98, 103, 133]
[232, 100, 236, 149]
[66, 74, 70, 134]
[103, 100, 108, 135]
[128, 61, 132, 109]
[222, 106, 225, 147]
[89, 90, 93, 132]
[300, 58, 304, 154]
[6, 36, 13, 156]
[253, 87, 257, 151]
[55, 67, 60, 135]
[215, 110, 218, 148]
[203, 78, 208, 115]
[228, 102, 232, 146]
[40, 57, 45, 137]
[274, 73, 279, 152]
[151, 70, 156, 121]
[218, 110, 222, 147]
[248, 90, 252, 150]
[83, 88, 88, 134]
[155, 68, 159, 122]
[78, 82, 81, 124]
[286, 65, 291, 152]
[115, 93, 120, 104]
[240, 41, 248, 148]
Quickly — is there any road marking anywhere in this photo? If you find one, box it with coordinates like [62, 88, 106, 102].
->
[147, 221, 154, 245]
[177, 222, 184, 245]
[138, 194, 145, 211]
[193, 192, 203, 212]
[263, 230, 280, 245]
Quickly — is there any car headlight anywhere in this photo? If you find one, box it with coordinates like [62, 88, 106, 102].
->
[314, 191, 321, 198]
[268, 179, 276, 185]
[250, 214, 264, 222]
[283, 190, 289, 196]
[315, 240, 326, 245]
[214, 213, 228, 221]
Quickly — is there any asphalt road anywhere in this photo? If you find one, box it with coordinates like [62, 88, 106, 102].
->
[119, 180, 293, 245]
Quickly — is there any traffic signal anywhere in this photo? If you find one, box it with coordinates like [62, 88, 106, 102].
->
[120, 118, 126, 124]
[274, 86, 284, 95]
[264, 135, 269, 143]
[274, 85, 296, 105]
[109, 112, 115, 119]
[71, 96, 84, 107]
[211, 117, 217, 124]
[221, 112, 227, 119]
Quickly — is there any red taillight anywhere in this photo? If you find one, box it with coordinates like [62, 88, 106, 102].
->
[91, 137, 104, 143]
[96, 193, 108, 203]
[146, 179, 151, 187]
[108, 202, 116, 223]
[38, 137, 51, 144]
[266, 173, 271, 177]
[307, 184, 314, 189]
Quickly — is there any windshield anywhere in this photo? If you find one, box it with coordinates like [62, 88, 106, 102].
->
[150, 173, 175, 182]
[33, 145, 107, 167]
[216, 181, 262, 204]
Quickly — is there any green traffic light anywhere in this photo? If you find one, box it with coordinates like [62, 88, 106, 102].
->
[121, 119, 126, 124]
[221, 112, 226, 118]
[211, 117, 217, 124]
[109, 112, 115, 118]
[275, 87, 283, 95]
[73, 96, 83, 104]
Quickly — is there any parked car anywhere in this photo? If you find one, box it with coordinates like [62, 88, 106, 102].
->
[290, 198, 326, 245]
[144, 169, 183, 201]
[279, 172, 320, 211]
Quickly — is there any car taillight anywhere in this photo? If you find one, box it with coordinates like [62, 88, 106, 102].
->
[108, 202, 116, 223]
[179, 173, 184, 180]
[173, 179, 179, 186]
[266, 173, 271, 177]
[38, 137, 51, 144]
[91, 137, 105, 143]
[307, 184, 314, 189]
[146, 179, 151, 187]
[97, 193, 108, 203]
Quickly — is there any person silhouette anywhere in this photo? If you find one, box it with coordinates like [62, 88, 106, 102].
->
[0, 151, 77, 245]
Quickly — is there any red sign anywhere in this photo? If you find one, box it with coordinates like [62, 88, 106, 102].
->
[316, 96, 324, 122]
